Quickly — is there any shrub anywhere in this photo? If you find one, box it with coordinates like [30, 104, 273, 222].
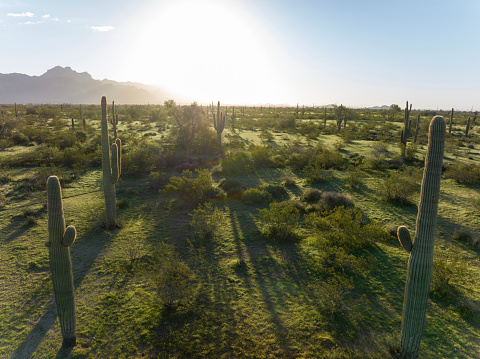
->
[148, 242, 195, 308]
[444, 163, 480, 185]
[218, 178, 244, 196]
[123, 138, 163, 176]
[312, 275, 354, 317]
[250, 146, 277, 168]
[404, 143, 418, 161]
[452, 228, 479, 247]
[146, 171, 167, 191]
[303, 166, 334, 184]
[283, 177, 296, 187]
[344, 168, 362, 188]
[431, 248, 468, 297]
[315, 191, 354, 212]
[306, 207, 384, 251]
[12, 132, 29, 145]
[262, 183, 288, 200]
[163, 169, 214, 207]
[204, 186, 227, 200]
[241, 187, 272, 205]
[301, 188, 323, 203]
[381, 170, 420, 204]
[258, 201, 300, 241]
[190, 202, 227, 239]
[221, 153, 252, 175]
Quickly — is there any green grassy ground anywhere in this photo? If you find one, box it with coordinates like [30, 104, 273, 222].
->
[0, 106, 479, 358]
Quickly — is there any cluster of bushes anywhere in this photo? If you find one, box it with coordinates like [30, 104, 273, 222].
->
[241, 182, 288, 205]
[297, 188, 354, 213]
[306, 207, 386, 317]
[163, 169, 225, 207]
[444, 163, 480, 185]
[381, 169, 422, 204]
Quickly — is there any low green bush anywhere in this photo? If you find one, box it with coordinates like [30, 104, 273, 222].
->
[241, 187, 272, 205]
[444, 163, 480, 186]
[163, 169, 214, 207]
[301, 188, 323, 203]
[218, 178, 244, 196]
[147, 242, 196, 308]
[258, 201, 300, 241]
[306, 207, 385, 251]
[190, 202, 227, 239]
[317, 191, 354, 212]
[381, 170, 420, 204]
[221, 153, 252, 175]
[431, 248, 468, 298]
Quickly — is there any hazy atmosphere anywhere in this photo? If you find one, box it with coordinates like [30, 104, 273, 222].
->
[1, 0, 479, 108]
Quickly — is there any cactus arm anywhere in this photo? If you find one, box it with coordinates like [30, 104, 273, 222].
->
[399, 116, 446, 359]
[62, 225, 77, 247]
[397, 225, 413, 252]
[110, 143, 119, 184]
[47, 176, 76, 347]
[116, 138, 122, 176]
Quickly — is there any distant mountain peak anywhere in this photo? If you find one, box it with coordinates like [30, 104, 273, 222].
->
[0, 66, 170, 104]
[41, 66, 92, 81]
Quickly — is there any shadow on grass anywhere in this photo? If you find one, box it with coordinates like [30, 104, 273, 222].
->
[11, 228, 116, 359]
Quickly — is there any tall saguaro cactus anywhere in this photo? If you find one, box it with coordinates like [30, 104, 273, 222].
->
[213, 101, 225, 155]
[46, 176, 77, 347]
[101, 96, 122, 228]
[397, 116, 446, 359]
[401, 101, 413, 145]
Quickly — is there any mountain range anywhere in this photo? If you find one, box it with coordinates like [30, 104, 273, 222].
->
[0, 66, 171, 104]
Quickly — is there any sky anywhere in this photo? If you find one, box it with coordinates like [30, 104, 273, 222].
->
[0, 0, 479, 109]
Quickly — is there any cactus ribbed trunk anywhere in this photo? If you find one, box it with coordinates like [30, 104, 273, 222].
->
[47, 176, 77, 347]
[399, 116, 446, 359]
[213, 101, 225, 155]
[101, 96, 121, 228]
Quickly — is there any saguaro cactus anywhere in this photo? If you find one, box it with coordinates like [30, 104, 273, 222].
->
[465, 117, 471, 138]
[46, 176, 77, 347]
[111, 101, 118, 139]
[401, 101, 413, 145]
[397, 116, 446, 359]
[101, 96, 122, 228]
[213, 101, 225, 155]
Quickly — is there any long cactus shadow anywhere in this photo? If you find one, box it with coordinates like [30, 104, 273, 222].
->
[10, 228, 115, 359]
[231, 207, 316, 354]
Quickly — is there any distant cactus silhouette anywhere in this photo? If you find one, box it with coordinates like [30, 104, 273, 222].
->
[213, 101, 225, 155]
[397, 116, 446, 359]
[101, 96, 121, 228]
[46, 176, 77, 347]
[401, 101, 413, 145]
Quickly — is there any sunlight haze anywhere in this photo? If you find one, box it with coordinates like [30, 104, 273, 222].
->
[0, 0, 479, 109]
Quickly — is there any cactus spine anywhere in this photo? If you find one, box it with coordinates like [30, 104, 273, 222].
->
[213, 101, 225, 155]
[101, 96, 121, 228]
[397, 116, 446, 359]
[46, 176, 77, 347]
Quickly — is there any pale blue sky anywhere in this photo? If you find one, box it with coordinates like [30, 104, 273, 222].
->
[0, 0, 478, 109]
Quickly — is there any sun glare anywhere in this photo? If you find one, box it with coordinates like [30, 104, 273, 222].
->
[124, 0, 285, 104]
